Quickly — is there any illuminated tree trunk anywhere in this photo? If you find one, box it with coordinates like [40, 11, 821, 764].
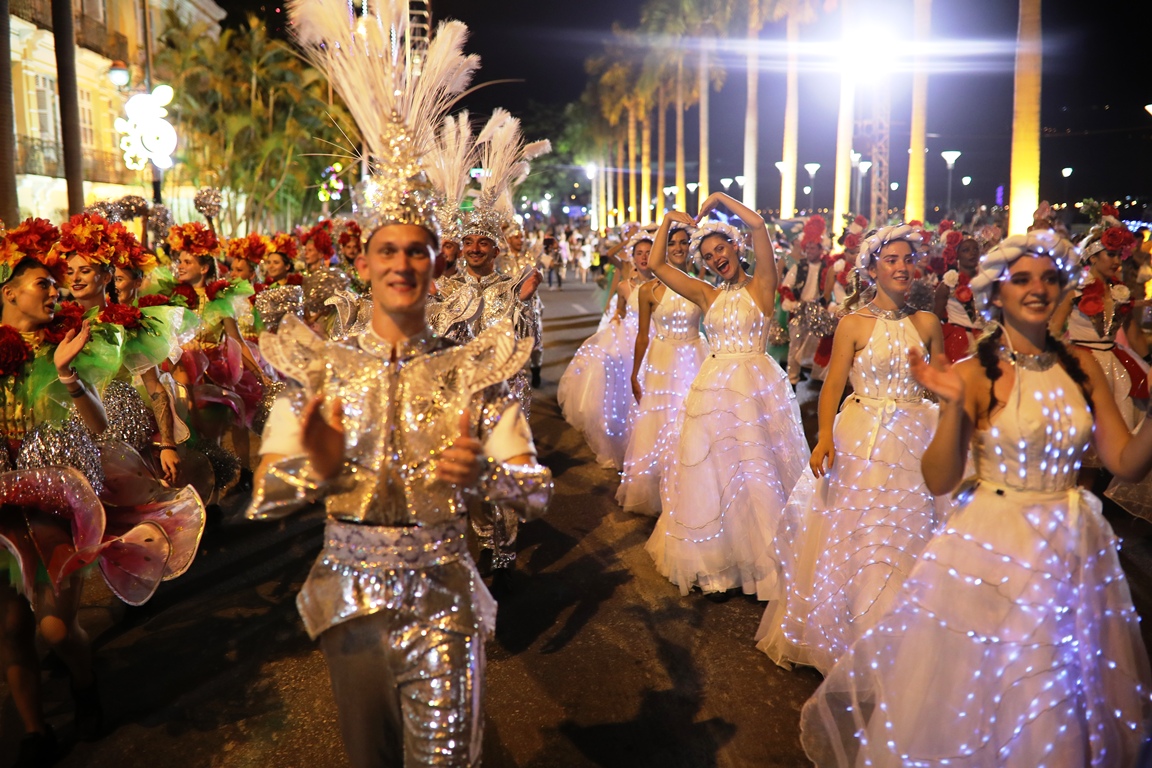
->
[656, 85, 667, 219]
[675, 56, 687, 211]
[640, 106, 652, 224]
[697, 38, 710, 203]
[616, 132, 626, 224]
[779, 15, 799, 218]
[741, 1, 762, 210]
[904, 0, 931, 223]
[832, 0, 856, 238]
[628, 105, 638, 221]
[1008, 0, 1041, 235]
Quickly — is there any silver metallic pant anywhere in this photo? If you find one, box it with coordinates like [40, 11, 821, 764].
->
[471, 502, 519, 569]
[320, 612, 484, 768]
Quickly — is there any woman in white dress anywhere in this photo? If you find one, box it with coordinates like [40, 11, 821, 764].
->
[617, 220, 708, 515]
[801, 229, 1152, 767]
[756, 224, 949, 675]
[645, 194, 808, 599]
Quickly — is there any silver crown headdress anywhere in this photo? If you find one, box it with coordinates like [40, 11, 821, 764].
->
[460, 115, 550, 244]
[424, 109, 507, 245]
[288, 0, 480, 240]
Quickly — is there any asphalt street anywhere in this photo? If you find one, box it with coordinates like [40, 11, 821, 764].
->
[3, 276, 1152, 767]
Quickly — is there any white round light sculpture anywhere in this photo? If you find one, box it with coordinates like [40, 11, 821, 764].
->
[115, 84, 178, 171]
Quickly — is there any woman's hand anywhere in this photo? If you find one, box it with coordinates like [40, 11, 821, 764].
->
[631, 374, 643, 404]
[437, 410, 482, 488]
[908, 348, 964, 406]
[809, 436, 835, 478]
[54, 320, 92, 375]
[664, 210, 695, 229]
[696, 192, 726, 221]
[158, 448, 181, 486]
[301, 395, 345, 480]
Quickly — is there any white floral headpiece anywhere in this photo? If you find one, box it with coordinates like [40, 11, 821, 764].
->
[689, 219, 746, 258]
[970, 229, 1079, 319]
[859, 224, 926, 267]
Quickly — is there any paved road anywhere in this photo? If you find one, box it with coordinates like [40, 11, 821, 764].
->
[4, 277, 1152, 767]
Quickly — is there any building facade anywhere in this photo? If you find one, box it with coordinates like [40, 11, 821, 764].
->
[8, 0, 225, 221]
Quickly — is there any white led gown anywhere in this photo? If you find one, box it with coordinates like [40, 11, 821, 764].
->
[558, 286, 641, 469]
[646, 285, 808, 598]
[801, 355, 1152, 767]
[756, 312, 946, 675]
[616, 288, 707, 515]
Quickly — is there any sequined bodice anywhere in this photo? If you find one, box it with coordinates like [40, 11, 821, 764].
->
[1068, 304, 1116, 344]
[973, 361, 1093, 493]
[849, 315, 924, 400]
[652, 287, 702, 342]
[703, 286, 767, 355]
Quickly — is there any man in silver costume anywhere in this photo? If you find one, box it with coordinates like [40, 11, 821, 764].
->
[249, 213, 552, 766]
[247, 3, 552, 763]
[496, 224, 545, 387]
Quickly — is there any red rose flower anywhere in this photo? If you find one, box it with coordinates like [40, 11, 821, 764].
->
[99, 303, 144, 329]
[908, 220, 923, 228]
[954, 285, 973, 303]
[171, 284, 199, 310]
[938, 220, 954, 234]
[1100, 226, 1133, 254]
[0, 325, 33, 377]
[42, 301, 85, 345]
[779, 286, 797, 302]
[136, 294, 171, 309]
[286, 274, 303, 286]
[944, 231, 963, 248]
[1078, 280, 1105, 316]
[1101, 203, 1120, 218]
[941, 246, 958, 266]
[854, 215, 869, 228]
[205, 279, 231, 302]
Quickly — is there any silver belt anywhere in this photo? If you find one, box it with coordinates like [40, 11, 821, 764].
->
[320, 518, 469, 570]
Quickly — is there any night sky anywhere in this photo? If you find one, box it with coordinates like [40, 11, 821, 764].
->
[225, 0, 1152, 217]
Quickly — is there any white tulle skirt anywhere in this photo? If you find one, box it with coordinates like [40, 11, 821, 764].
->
[616, 335, 707, 516]
[646, 351, 808, 599]
[557, 310, 639, 469]
[801, 483, 1152, 767]
[755, 396, 947, 675]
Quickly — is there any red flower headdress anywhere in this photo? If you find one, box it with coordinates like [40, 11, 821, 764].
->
[337, 220, 362, 249]
[166, 222, 220, 257]
[226, 232, 270, 265]
[0, 217, 62, 283]
[51, 212, 120, 266]
[268, 232, 299, 260]
[800, 215, 827, 249]
[108, 223, 157, 274]
[302, 221, 335, 256]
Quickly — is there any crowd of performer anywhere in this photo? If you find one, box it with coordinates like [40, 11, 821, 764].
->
[4, 0, 1152, 765]
[561, 193, 1152, 764]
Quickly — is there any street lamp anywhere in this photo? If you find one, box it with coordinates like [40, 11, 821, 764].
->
[940, 150, 962, 216]
[734, 175, 745, 190]
[855, 160, 872, 220]
[1145, 104, 1152, 118]
[720, 177, 733, 191]
[108, 61, 130, 88]
[803, 163, 821, 211]
[687, 182, 699, 211]
[961, 176, 972, 186]
[1061, 166, 1073, 204]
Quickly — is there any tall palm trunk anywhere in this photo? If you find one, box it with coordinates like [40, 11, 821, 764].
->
[832, 0, 856, 235]
[904, 0, 931, 223]
[0, 0, 19, 224]
[628, 105, 638, 222]
[598, 153, 608, 232]
[675, 57, 686, 211]
[656, 85, 667, 219]
[616, 132, 626, 225]
[697, 39, 710, 203]
[640, 106, 652, 225]
[51, 0, 84, 214]
[606, 143, 616, 228]
[742, 2, 762, 210]
[1008, 0, 1041, 234]
[779, 15, 800, 218]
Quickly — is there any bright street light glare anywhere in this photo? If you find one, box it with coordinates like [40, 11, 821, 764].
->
[859, 161, 872, 174]
[940, 150, 962, 168]
[734, 176, 745, 187]
[720, 178, 733, 190]
[1061, 167, 1073, 178]
[774, 162, 786, 174]
[961, 176, 972, 186]
[890, 182, 900, 191]
[804, 163, 821, 178]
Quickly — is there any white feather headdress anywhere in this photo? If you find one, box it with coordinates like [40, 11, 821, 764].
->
[461, 114, 551, 243]
[424, 110, 507, 244]
[287, 0, 480, 238]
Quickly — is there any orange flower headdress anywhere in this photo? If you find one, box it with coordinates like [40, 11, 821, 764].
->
[226, 232, 271, 265]
[0, 217, 63, 284]
[109, 223, 158, 274]
[51, 212, 121, 266]
[267, 232, 299, 261]
[167, 222, 220, 257]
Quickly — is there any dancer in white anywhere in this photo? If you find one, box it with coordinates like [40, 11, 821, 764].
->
[617, 220, 706, 515]
[755, 224, 948, 674]
[801, 229, 1152, 767]
[645, 194, 808, 599]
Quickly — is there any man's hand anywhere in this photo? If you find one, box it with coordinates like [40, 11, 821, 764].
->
[437, 410, 483, 488]
[54, 320, 92, 375]
[301, 395, 345, 480]
[519, 269, 543, 301]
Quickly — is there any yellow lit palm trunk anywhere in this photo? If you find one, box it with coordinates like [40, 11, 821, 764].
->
[628, 105, 638, 221]
[779, 15, 799, 218]
[742, 3, 761, 210]
[657, 86, 668, 219]
[697, 39, 710, 203]
[641, 106, 653, 224]
[1008, 0, 1041, 235]
[675, 57, 687, 211]
[904, 0, 931, 224]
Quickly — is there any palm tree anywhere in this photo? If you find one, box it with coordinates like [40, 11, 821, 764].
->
[686, 0, 732, 204]
[1008, 0, 1041, 235]
[51, 0, 84, 214]
[0, 2, 18, 224]
[739, 0, 769, 210]
[771, 1, 817, 218]
[903, 0, 931, 224]
[831, 0, 853, 235]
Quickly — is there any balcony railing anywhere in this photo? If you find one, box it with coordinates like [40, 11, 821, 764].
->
[10, 3, 129, 61]
[10, 0, 53, 30]
[17, 135, 139, 187]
